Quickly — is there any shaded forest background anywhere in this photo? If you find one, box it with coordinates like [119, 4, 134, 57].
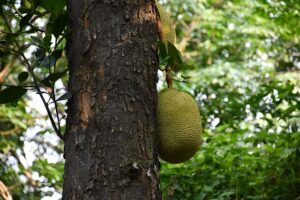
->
[0, 0, 299, 199]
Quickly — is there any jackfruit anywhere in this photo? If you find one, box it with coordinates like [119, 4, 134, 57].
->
[157, 88, 202, 163]
[155, 1, 176, 44]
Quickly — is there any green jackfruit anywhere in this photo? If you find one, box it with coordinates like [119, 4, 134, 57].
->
[157, 88, 202, 163]
[155, 1, 176, 44]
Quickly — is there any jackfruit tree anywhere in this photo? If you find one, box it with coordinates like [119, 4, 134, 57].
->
[1, 0, 300, 199]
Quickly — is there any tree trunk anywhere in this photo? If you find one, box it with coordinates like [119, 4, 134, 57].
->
[63, 0, 160, 199]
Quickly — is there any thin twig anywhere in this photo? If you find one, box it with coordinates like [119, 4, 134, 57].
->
[0, 83, 36, 88]
[55, 36, 65, 50]
[52, 89, 61, 132]
[0, 44, 21, 55]
[52, 38, 62, 132]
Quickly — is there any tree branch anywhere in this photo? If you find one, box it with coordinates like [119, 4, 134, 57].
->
[1, 13, 64, 141]
[0, 127, 22, 136]
[0, 57, 16, 82]
[0, 181, 12, 200]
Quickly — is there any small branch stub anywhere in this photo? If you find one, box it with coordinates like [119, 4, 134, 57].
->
[165, 66, 173, 88]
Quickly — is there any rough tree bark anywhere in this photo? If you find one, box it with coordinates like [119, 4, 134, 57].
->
[63, 0, 160, 199]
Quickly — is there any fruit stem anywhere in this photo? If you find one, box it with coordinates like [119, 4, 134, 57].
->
[166, 66, 173, 88]
[156, 14, 163, 41]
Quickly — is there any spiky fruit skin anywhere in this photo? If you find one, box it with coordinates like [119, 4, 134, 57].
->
[157, 88, 202, 163]
[155, 1, 176, 44]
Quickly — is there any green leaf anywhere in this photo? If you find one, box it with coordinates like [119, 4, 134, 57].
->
[18, 72, 29, 83]
[0, 86, 27, 104]
[40, 56, 56, 68]
[46, 12, 67, 37]
[166, 42, 183, 69]
[52, 12, 67, 37]
[39, 0, 66, 17]
[18, 7, 31, 14]
[46, 21, 54, 35]
[177, 64, 194, 70]
[43, 35, 52, 49]
[52, 49, 63, 59]
[31, 36, 46, 49]
[5, 33, 17, 44]
[282, 105, 299, 117]
[158, 41, 168, 60]
[19, 13, 33, 30]
[56, 92, 71, 102]
[41, 69, 67, 87]
[20, 0, 31, 10]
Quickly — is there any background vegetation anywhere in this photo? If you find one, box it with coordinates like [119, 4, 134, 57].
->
[0, 0, 299, 199]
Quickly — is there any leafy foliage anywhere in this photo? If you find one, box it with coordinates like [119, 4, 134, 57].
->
[159, 0, 300, 199]
[0, 0, 67, 199]
[161, 80, 300, 199]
